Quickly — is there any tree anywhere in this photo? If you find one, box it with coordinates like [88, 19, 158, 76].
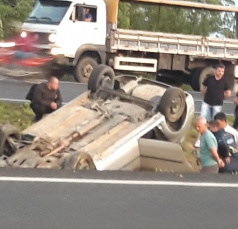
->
[117, 2, 130, 29]
[220, 0, 236, 38]
[0, 0, 34, 39]
[117, 0, 236, 38]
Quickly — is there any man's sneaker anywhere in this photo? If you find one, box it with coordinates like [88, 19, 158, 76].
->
[194, 139, 200, 148]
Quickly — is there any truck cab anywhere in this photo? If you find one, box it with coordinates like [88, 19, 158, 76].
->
[21, 0, 107, 82]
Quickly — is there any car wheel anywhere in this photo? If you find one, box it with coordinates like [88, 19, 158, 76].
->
[75, 153, 96, 170]
[88, 64, 115, 93]
[158, 87, 186, 123]
[74, 57, 98, 83]
[0, 124, 20, 157]
[63, 152, 96, 170]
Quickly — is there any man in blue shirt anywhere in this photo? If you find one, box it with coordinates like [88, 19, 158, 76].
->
[84, 8, 93, 22]
[195, 116, 224, 173]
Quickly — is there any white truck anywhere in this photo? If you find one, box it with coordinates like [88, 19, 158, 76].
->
[13, 0, 238, 90]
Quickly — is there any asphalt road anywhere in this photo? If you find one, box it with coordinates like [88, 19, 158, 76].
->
[0, 76, 236, 115]
[0, 76, 87, 103]
[0, 168, 238, 229]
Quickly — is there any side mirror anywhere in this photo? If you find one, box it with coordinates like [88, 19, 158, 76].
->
[72, 6, 76, 22]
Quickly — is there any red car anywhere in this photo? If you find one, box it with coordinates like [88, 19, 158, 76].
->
[0, 33, 54, 79]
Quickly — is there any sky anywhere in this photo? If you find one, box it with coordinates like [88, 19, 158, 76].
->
[236, 0, 238, 6]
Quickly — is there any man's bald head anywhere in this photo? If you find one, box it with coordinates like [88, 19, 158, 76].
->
[195, 116, 207, 135]
[47, 77, 59, 91]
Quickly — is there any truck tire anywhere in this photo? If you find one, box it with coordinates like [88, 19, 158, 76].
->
[191, 67, 215, 91]
[74, 56, 98, 83]
[158, 87, 186, 123]
[0, 124, 20, 157]
[88, 64, 115, 93]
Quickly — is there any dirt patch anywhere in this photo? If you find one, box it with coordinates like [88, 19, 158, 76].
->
[181, 116, 201, 173]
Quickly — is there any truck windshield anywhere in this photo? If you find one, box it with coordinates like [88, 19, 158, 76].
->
[26, 0, 71, 25]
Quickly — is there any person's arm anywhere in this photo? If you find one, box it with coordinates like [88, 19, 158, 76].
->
[224, 89, 231, 99]
[55, 89, 62, 108]
[200, 84, 206, 96]
[210, 147, 224, 167]
[200, 77, 208, 96]
[85, 17, 92, 22]
[224, 80, 231, 99]
[234, 93, 238, 105]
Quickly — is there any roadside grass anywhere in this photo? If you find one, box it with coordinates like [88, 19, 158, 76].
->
[181, 116, 200, 172]
[0, 102, 34, 130]
[60, 74, 75, 82]
[181, 84, 193, 91]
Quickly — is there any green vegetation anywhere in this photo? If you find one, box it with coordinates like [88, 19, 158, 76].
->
[0, 1, 235, 39]
[0, 0, 34, 38]
[181, 84, 193, 91]
[118, 0, 235, 38]
[0, 102, 34, 130]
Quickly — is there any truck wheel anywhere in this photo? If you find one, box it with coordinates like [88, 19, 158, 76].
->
[88, 64, 115, 93]
[74, 57, 98, 83]
[158, 87, 186, 123]
[190, 67, 214, 91]
[0, 124, 20, 157]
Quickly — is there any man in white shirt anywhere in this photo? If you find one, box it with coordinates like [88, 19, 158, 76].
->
[214, 112, 238, 148]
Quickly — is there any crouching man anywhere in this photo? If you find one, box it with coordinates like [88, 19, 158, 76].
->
[30, 77, 62, 122]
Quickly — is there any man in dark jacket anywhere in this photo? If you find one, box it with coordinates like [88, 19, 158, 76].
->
[208, 121, 238, 174]
[30, 77, 62, 122]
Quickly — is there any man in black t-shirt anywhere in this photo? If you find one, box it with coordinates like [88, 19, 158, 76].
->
[200, 64, 231, 122]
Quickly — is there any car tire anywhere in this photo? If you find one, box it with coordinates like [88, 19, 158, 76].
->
[0, 124, 21, 157]
[158, 87, 186, 123]
[88, 64, 115, 93]
[63, 152, 96, 170]
[74, 56, 98, 83]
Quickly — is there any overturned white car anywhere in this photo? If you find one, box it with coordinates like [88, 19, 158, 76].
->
[0, 65, 195, 172]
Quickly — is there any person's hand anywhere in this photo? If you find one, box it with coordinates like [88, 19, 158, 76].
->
[50, 102, 57, 110]
[218, 159, 225, 168]
[224, 157, 230, 164]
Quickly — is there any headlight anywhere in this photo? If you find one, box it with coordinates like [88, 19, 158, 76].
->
[20, 31, 27, 38]
[51, 47, 64, 55]
[0, 42, 15, 48]
[51, 47, 58, 55]
[49, 33, 56, 43]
